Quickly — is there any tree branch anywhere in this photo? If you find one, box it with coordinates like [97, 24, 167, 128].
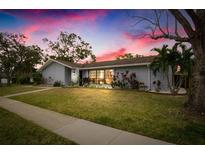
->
[154, 10, 166, 35]
[150, 34, 190, 42]
[185, 9, 200, 29]
[169, 10, 195, 38]
[174, 18, 179, 37]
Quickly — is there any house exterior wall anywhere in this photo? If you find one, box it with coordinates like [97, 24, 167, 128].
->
[40, 60, 172, 90]
[41, 62, 66, 85]
[71, 68, 79, 83]
[150, 66, 172, 91]
[114, 65, 150, 89]
[65, 67, 71, 85]
[113, 65, 171, 91]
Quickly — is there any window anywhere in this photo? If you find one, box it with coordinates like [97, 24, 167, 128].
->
[105, 69, 114, 84]
[97, 70, 105, 84]
[89, 69, 114, 84]
[89, 70, 97, 83]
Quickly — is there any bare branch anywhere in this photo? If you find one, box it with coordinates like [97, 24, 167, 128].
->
[131, 15, 157, 26]
[174, 18, 179, 37]
[169, 9, 195, 38]
[154, 10, 166, 35]
[131, 19, 145, 27]
[166, 11, 169, 35]
[185, 9, 200, 29]
[150, 34, 190, 42]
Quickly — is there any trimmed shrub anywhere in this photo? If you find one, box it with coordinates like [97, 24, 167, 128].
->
[53, 81, 62, 87]
[32, 72, 43, 85]
[111, 71, 140, 89]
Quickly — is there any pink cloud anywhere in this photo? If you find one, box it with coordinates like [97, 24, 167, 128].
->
[23, 25, 40, 40]
[95, 32, 169, 62]
[122, 32, 168, 55]
[6, 10, 109, 39]
[96, 48, 126, 61]
[123, 32, 165, 48]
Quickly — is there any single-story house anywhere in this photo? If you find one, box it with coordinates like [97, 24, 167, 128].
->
[38, 56, 172, 91]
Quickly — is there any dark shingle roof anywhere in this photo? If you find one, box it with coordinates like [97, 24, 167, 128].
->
[81, 56, 155, 68]
[54, 59, 83, 68]
[52, 56, 156, 69]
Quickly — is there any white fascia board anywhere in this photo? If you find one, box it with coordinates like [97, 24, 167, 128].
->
[38, 58, 74, 72]
[79, 62, 151, 70]
[51, 59, 73, 69]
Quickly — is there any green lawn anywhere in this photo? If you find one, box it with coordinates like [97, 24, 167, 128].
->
[0, 107, 75, 144]
[11, 88, 205, 144]
[0, 85, 42, 96]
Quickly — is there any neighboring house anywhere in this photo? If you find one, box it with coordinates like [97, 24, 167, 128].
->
[0, 73, 8, 84]
[38, 56, 172, 91]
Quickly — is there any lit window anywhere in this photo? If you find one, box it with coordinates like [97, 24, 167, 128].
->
[105, 69, 114, 84]
[97, 70, 105, 84]
[89, 70, 97, 83]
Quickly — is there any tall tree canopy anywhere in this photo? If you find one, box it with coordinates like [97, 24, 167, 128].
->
[0, 32, 43, 85]
[131, 9, 205, 114]
[43, 32, 96, 63]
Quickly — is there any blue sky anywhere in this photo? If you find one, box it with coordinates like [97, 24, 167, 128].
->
[0, 9, 176, 61]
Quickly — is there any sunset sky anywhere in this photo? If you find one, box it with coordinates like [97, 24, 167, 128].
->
[0, 9, 177, 61]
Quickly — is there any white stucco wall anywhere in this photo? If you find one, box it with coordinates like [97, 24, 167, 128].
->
[71, 68, 79, 83]
[41, 62, 66, 85]
[114, 65, 150, 89]
[114, 65, 171, 91]
[150, 67, 172, 91]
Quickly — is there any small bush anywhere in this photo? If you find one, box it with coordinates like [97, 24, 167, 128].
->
[18, 76, 30, 84]
[32, 72, 43, 85]
[153, 80, 161, 92]
[53, 81, 62, 87]
[111, 71, 140, 89]
[68, 81, 79, 87]
[82, 77, 90, 87]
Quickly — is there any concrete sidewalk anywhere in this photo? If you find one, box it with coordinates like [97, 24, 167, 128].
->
[0, 97, 172, 145]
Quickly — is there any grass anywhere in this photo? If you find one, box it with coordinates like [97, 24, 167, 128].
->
[0, 107, 75, 144]
[11, 87, 205, 144]
[0, 85, 42, 96]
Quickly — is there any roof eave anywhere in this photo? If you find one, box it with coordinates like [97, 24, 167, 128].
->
[79, 62, 151, 70]
[38, 58, 74, 72]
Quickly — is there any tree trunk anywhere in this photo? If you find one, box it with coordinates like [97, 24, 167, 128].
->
[186, 23, 205, 114]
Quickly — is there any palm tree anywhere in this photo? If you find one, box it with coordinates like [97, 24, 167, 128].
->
[178, 44, 194, 93]
[150, 45, 172, 90]
[151, 43, 194, 94]
[167, 43, 182, 94]
[150, 45, 169, 75]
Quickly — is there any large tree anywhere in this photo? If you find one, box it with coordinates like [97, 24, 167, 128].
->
[0, 32, 43, 85]
[131, 10, 205, 114]
[43, 32, 96, 63]
[14, 45, 43, 81]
